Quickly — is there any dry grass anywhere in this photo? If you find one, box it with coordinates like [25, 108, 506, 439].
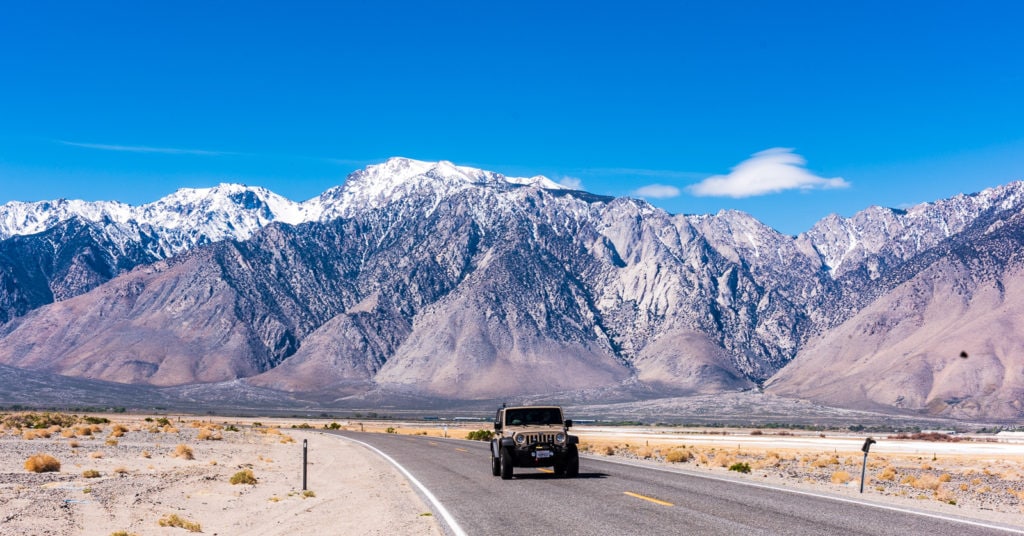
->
[89, 451, 104, 459]
[141, 450, 151, 459]
[831, 470, 853, 484]
[83, 469, 101, 478]
[24, 453, 61, 473]
[811, 454, 839, 468]
[197, 428, 223, 441]
[876, 466, 897, 481]
[172, 444, 194, 460]
[158, 514, 202, 532]
[912, 474, 943, 491]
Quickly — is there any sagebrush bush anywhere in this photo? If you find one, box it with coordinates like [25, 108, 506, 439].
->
[728, 462, 751, 473]
[230, 469, 257, 485]
[158, 514, 201, 532]
[665, 448, 692, 463]
[25, 453, 61, 473]
[83, 469, 101, 478]
[876, 466, 897, 481]
[465, 430, 494, 441]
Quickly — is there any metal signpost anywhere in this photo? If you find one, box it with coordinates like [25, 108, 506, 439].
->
[302, 439, 308, 491]
[860, 437, 876, 493]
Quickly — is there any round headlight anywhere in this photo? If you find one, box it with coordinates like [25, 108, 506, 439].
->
[514, 433, 526, 444]
[555, 433, 566, 444]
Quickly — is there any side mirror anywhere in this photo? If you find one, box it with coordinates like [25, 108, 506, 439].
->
[494, 421, 502, 431]
[564, 419, 573, 429]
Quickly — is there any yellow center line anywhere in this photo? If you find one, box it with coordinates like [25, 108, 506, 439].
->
[454, 448, 468, 453]
[623, 491, 674, 507]
[537, 468, 554, 473]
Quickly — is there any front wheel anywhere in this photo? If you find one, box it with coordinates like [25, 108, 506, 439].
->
[566, 446, 579, 477]
[500, 447, 514, 480]
[491, 450, 501, 476]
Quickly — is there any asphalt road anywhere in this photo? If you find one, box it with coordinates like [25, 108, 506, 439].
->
[326, 431, 1021, 536]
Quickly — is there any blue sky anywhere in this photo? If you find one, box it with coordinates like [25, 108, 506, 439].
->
[2, 1, 1022, 235]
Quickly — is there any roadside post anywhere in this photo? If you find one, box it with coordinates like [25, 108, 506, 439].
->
[860, 437, 876, 493]
[302, 439, 308, 491]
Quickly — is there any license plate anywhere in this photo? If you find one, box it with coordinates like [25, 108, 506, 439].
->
[535, 450, 552, 459]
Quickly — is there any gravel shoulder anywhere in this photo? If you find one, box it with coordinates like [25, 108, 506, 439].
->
[0, 415, 443, 536]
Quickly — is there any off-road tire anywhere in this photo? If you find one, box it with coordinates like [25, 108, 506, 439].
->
[500, 447, 514, 480]
[566, 446, 579, 477]
[491, 449, 501, 476]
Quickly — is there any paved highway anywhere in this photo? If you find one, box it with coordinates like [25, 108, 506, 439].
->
[326, 431, 1021, 536]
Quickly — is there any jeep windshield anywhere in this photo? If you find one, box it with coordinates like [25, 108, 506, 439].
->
[505, 408, 562, 426]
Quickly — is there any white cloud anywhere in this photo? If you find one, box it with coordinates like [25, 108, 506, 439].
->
[58, 140, 231, 156]
[558, 176, 584, 190]
[688, 148, 850, 198]
[632, 184, 681, 199]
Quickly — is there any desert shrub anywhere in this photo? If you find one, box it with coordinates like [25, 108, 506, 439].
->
[831, 470, 852, 484]
[61, 428, 77, 438]
[913, 474, 942, 491]
[105, 439, 118, 446]
[728, 462, 751, 474]
[886, 432, 960, 442]
[173, 444, 194, 460]
[604, 445, 616, 456]
[109, 532, 139, 536]
[113, 466, 129, 475]
[385, 427, 397, 434]
[162, 425, 179, 434]
[938, 473, 951, 483]
[141, 450, 151, 459]
[197, 428, 222, 441]
[226, 424, 240, 432]
[230, 469, 257, 485]
[466, 429, 494, 441]
[69, 440, 81, 448]
[155, 417, 171, 427]
[302, 490, 316, 498]
[76, 426, 93, 436]
[713, 452, 734, 467]
[109, 424, 128, 437]
[292, 423, 313, 429]
[83, 469, 101, 478]
[158, 514, 202, 532]
[3, 411, 80, 429]
[83, 416, 109, 425]
[811, 455, 839, 468]
[750, 430, 763, 436]
[89, 451, 104, 459]
[665, 448, 693, 463]
[24, 453, 61, 473]
[876, 467, 897, 481]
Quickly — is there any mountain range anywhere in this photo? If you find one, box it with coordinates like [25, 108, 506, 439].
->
[1, 157, 1021, 420]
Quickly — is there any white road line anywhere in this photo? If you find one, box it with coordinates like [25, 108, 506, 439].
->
[336, 434, 468, 536]
[587, 455, 1024, 534]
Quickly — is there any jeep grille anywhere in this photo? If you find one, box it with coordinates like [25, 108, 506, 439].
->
[522, 432, 557, 445]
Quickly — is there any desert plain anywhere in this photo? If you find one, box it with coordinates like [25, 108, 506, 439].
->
[2, 412, 1023, 535]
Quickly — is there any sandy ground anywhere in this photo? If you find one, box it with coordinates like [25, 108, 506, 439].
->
[0, 414, 442, 536]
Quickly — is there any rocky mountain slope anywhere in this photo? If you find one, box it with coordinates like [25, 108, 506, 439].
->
[1, 158, 1021, 419]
